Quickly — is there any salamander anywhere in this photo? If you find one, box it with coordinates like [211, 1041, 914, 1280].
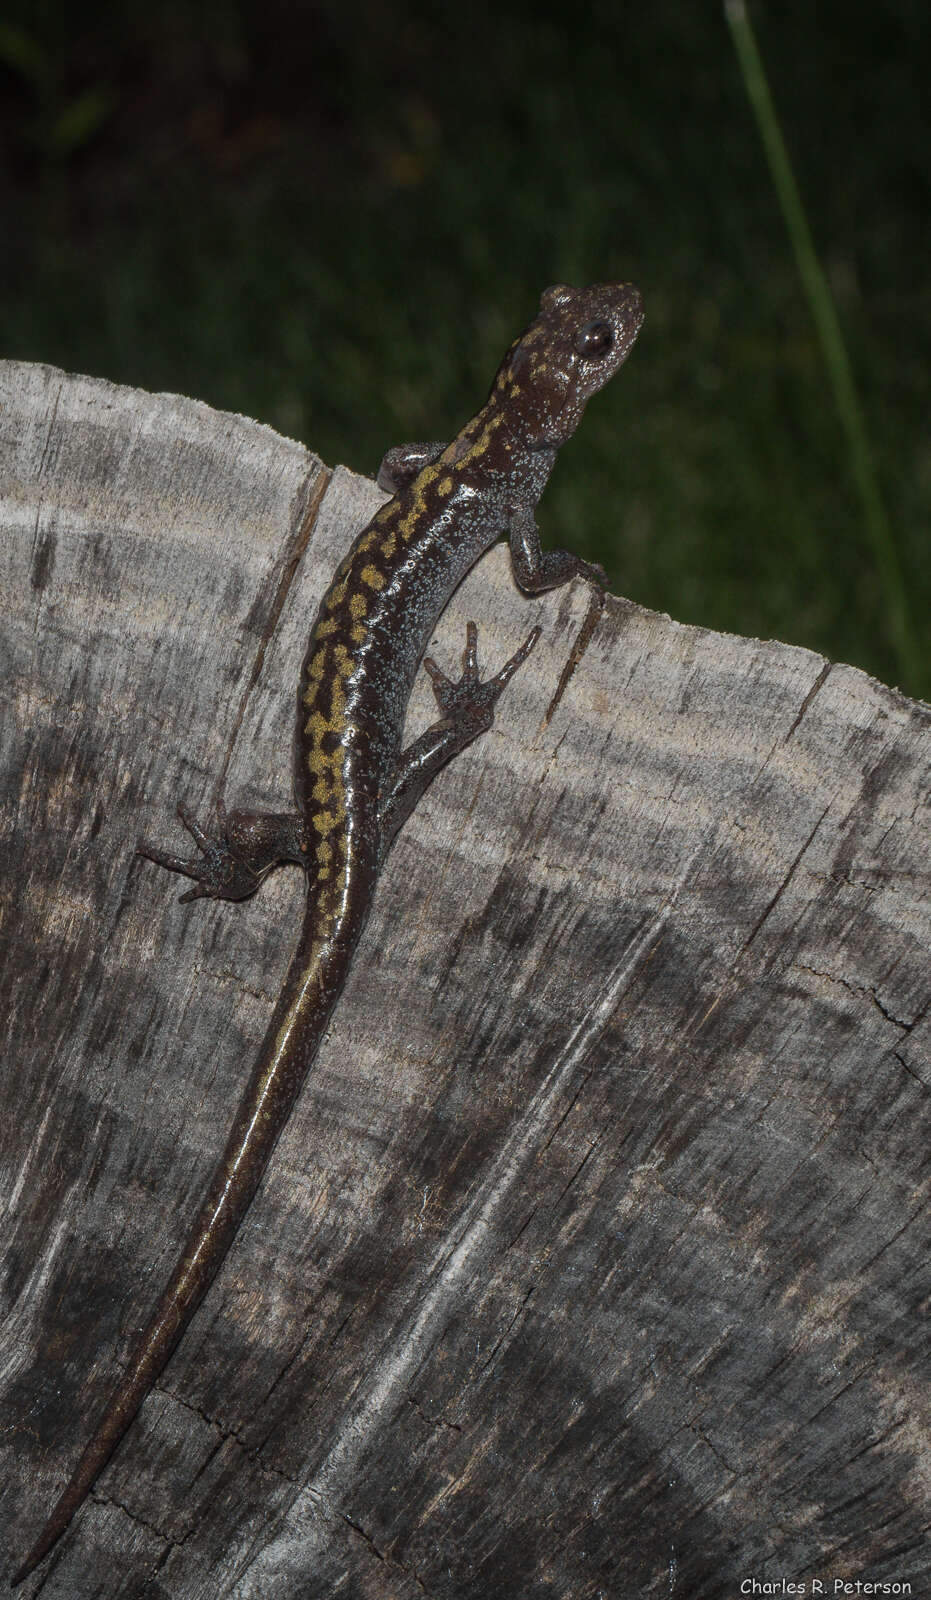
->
[14, 279, 644, 1582]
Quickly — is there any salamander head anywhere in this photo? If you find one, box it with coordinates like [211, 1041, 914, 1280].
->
[493, 281, 644, 448]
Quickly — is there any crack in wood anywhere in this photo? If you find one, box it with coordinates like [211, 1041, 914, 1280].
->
[784, 660, 833, 742]
[476, 1283, 536, 1377]
[213, 463, 332, 804]
[541, 584, 605, 731]
[743, 803, 831, 948]
[689, 1420, 739, 1478]
[794, 963, 916, 1032]
[341, 1512, 385, 1561]
[160, 1385, 304, 1486]
[551, 1135, 601, 1210]
[892, 1051, 929, 1093]
[90, 1488, 185, 1551]
[340, 1512, 434, 1595]
[29, 378, 63, 603]
[405, 1392, 463, 1433]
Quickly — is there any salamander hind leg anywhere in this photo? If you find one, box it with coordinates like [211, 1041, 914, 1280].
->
[424, 619, 540, 731]
[377, 621, 540, 854]
[137, 801, 308, 902]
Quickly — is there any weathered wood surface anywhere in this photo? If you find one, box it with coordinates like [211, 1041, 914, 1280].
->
[1, 359, 929, 1600]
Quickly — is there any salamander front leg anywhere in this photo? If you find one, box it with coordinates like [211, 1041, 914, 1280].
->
[377, 621, 540, 858]
[377, 441, 448, 495]
[508, 503, 607, 595]
[138, 802, 308, 901]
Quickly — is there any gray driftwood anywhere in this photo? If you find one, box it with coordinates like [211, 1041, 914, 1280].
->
[1, 360, 929, 1600]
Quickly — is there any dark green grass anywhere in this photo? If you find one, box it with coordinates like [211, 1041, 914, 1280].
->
[2, 0, 928, 695]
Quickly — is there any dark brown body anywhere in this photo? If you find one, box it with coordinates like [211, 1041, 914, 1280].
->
[14, 280, 643, 1583]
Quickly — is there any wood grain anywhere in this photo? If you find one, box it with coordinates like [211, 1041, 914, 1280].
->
[1, 360, 929, 1599]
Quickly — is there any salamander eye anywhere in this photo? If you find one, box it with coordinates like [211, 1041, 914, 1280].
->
[576, 320, 614, 358]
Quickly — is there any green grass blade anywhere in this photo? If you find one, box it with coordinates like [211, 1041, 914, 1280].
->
[725, 0, 923, 695]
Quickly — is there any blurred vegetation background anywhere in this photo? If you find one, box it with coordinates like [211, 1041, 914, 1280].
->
[1, 0, 928, 696]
